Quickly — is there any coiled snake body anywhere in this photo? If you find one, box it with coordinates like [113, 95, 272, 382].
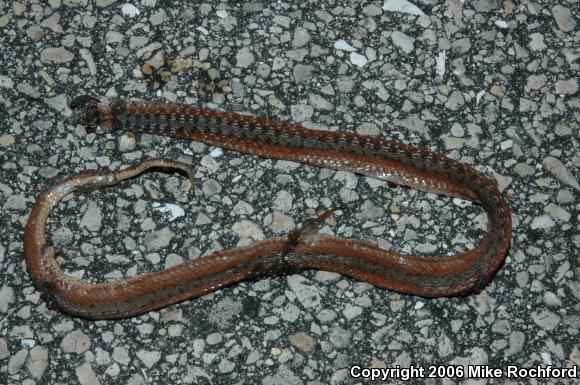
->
[23, 97, 511, 319]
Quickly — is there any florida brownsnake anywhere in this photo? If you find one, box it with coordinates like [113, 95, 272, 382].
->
[23, 96, 511, 319]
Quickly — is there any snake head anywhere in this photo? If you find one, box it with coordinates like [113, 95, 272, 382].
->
[70, 95, 100, 128]
[69, 96, 119, 134]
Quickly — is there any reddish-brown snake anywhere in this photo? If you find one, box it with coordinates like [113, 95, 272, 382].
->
[24, 96, 511, 319]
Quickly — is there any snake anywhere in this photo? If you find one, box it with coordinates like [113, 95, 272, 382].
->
[23, 96, 512, 319]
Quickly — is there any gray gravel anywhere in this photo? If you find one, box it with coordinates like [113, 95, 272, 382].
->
[1, 0, 578, 384]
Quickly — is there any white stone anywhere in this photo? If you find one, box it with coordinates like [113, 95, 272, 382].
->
[152, 203, 185, 221]
[495, 20, 508, 28]
[334, 39, 356, 52]
[121, 4, 140, 17]
[500, 140, 513, 150]
[382, 0, 425, 16]
[436, 51, 446, 76]
[350, 52, 368, 67]
[196, 26, 209, 35]
[476, 90, 486, 106]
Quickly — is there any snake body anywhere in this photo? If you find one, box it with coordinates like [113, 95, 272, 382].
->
[23, 97, 511, 319]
